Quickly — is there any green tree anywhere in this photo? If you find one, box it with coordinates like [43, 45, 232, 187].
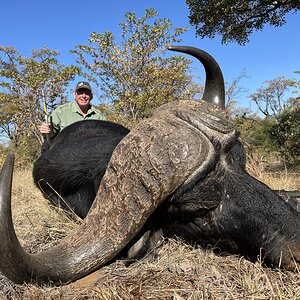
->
[71, 8, 199, 127]
[237, 78, 300, 166]
[0, 46, 80, 150]
[268, 108, 300, 165]
[236, 115, 277, 157]
[186, 0, 299, 45]
[249, 76, 300, 119]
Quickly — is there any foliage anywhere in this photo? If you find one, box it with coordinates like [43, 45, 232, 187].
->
[249, 76, 300, 119]
[268, 108, 300, 165]
[186, 0, 300, 45]
[71, 8, 200, 127]
[236, 102, 300, 167]
[226, 74, 300, 167]
[236, 115, 277, 157]
[0, 46, 80, 150]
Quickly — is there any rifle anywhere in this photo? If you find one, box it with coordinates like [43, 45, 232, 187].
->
[42, 91, 51, 150]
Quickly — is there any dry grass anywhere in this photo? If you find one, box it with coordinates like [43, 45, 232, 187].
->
[0, 162, 299, 299]
[246, 153, 300, 191]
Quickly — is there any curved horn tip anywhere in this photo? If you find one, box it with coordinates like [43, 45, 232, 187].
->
[166, 45, 181, 52]
[166, 45, 225, 110]
[0, 153, 15, 174]
[0, 153, 15, 206]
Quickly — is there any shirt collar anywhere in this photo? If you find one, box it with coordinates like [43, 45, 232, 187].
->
[71, 101, 94, 115]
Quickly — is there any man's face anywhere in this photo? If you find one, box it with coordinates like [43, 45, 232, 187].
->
[74, 88, 93, 107]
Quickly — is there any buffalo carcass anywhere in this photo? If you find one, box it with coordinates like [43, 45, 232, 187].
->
[0, 46, 299, 285]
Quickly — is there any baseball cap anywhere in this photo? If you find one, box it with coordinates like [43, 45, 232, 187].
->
[75, 81, 92, 92]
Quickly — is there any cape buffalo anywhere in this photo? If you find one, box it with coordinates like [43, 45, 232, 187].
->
[0, 46, 299, 285]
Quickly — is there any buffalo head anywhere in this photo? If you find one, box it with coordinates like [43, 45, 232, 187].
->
[0, 46, 299, 285]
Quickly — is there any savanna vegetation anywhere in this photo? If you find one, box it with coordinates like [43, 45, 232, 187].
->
[0, 6, 299, 299]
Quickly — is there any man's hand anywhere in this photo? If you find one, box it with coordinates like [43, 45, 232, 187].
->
[39, 123, 51, 134]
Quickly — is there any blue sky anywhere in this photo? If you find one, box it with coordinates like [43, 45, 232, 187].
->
[1, 0, 299, 110]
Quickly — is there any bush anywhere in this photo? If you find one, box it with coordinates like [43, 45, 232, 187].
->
[268, 108, 300, 165]
[235, 108, 300, 168]
[235, 115, 277, 158]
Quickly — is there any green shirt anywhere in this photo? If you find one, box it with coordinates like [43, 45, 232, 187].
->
[49, 101, 105, 138]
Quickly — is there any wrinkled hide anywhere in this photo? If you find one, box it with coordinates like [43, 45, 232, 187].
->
[275, 190, 300, 212]
[160, 140, 300, 269]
